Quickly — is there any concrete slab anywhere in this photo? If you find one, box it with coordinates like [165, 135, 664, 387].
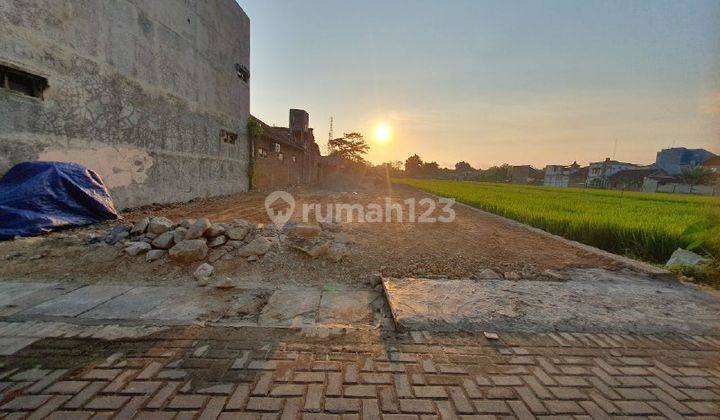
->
[80, 287, 185, 320]
[0, 282, 56, 306]
[259, 289, 321, 327]
[318, 291, 377, 326]
[20, 285, 133, 317]
[383, 269, 720, 335]
[0, 283, 82, 317]
[0, 336, 39, 355]
[140, 289, 217, 322]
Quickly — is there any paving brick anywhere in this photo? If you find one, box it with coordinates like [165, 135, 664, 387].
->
[226, 384, 250, 410]
[247, 396, 284, 412]
[544, 400, 585, 414]
[345, 385, 377, 398]
[379, 386, 399, 413]
[115, 395, 150, 419]
[145, 381, 180, 409]
[64, 381, 106, 409]
[362, 399, 381, 419]
[515, 386, 546, 414]
[399, 399, 436, 414]
[282, 397, 303, 420]
[448, 387, 473, 414]
[168, 395, 208, 410]
[305, 383, 324, 412]
[325, 398, 360, 413]
[473, 400, 510, 414]
[271, 384, 305, 397]
[578, 400, 610, 420]
[294, 372, 326, 383]
[615, 400, 657, 415]
[413, 386, 446, 399]
[362, 373, 392, 384]
[85, 395, 130, 410]
[82, 369, 121, 381]
[327, 372, 343, 396]
[489, 375, 522, 386]
[616, 387, 655, 400]
[1, 394, 50, 410]
[45, 380, 89, 394]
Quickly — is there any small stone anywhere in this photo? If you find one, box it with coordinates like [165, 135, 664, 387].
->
[169, 239, 209, 263]
[290, 222, 322, 238]
[186, 218, 212, 240]
[484, 332, 499, 340]
[124, 242, 152, 256]
[146, 249, 166, 262]
[208, 248, 228, 263]
[208, 235, 227, 248]
[193, 263, 214, 280]
[226, 226, 249, 241]
[327, 242, 348, 262]
[247, 255, 258, 262]
[130, 218, 149, 235]
[180, 219, 196, 229]
[504, 271, 521, 280]
[666, 248, 709, 268]
[147, 217, 174, 234]
[204, 224, 226, 238]
[333, 232, 352, 244]
[238, 236, 272, 257]
[369, 272, 383, 287]
[151, 231, 175, 249]
[226, 240, 243, 248]
[105, 224, 132, 244]
[320, 221, 342, 232]
[542, 269, 567, 281]
[476, 268, 501, 280]
[173, 227, 187, 244]
[196, 277, 209, 287]
[214, 277, 236, 289]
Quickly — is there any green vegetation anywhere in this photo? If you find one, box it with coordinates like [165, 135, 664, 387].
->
[395, 178, 720, 264]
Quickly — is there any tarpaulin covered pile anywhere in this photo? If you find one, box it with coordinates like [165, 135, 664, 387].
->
[0, 161, 119, 240]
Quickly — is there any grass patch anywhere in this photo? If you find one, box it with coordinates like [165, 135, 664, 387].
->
[395, 178, 720, 264]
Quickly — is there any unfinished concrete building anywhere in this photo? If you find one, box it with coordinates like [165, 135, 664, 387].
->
[0, 0, 250, 209]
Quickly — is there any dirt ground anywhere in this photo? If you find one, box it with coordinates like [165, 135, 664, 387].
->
[0, 184, 620, 287]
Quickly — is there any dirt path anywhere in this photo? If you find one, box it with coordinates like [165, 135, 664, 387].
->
[0, 185, 620, 287]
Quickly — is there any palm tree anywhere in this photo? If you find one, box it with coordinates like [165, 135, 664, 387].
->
[678, 165, 712, 194]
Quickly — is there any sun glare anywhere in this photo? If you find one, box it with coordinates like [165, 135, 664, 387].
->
[374, 124, 391, 143]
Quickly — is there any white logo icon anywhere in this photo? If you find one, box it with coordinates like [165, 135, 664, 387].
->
[264, 191, 295, 228]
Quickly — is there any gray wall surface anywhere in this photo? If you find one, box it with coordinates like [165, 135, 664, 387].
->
[0, 0, 250, 209]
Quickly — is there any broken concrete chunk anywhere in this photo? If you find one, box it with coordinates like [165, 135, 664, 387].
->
[666, 248, 709, 268]
[193, 263, 214, 280]
[169, 239, 208, 263]
[238, 236, 272, 257]
[105, 224, 131, 244]
[124, 241, 152, 256]
[290, 222, 322, 238]
[130, 217, 149, 235]
[503, 271, 521, 280]
[186, 218, 211, 240]
[214, 277, 237, 289]
[204, 224, 226, 238]
[476, 268, 501, 280]
[483, 331, 499, 340]
[208, 235, 227, 248]
[294, 240, 330, 258]
[151, 231, 175, 250]
[320, 221, 342, 232]
[147, 217, 174, 234]
[146, 249, 166, 262]
[208, 248, 228, 263]
[226, 226, 249, 241]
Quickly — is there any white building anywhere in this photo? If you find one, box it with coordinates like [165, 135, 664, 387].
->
[586, 158, 642, 188]
[543, 161, 586, 188]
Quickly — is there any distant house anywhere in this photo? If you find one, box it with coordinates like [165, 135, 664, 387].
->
[250, 109, 321, 191]
[586, 158, 643, 188]
[543, 161, 587, 188]
[702, 155, 720, 173]
[511, 165, 543, 184]
[655, 147, 715, 175]
[607, 168, 664, 191]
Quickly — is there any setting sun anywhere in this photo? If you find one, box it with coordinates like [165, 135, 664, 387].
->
[374, 124, 391, 143]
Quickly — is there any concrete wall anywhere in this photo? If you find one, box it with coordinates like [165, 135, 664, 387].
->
[0, 0, 250, 209]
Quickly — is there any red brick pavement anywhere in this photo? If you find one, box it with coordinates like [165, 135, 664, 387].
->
[1, 326, 719, 419]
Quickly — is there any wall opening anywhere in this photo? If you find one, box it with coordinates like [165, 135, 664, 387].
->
[0, 65, 48, 99]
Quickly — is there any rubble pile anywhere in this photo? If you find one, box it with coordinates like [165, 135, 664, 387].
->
[101, 216, 350, 286]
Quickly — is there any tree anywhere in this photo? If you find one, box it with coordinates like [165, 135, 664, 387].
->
[328, 132, 369, 163]
[678, 165, 712, 193]
[455, 161, 475, 172]
[404, 154, 423, 176]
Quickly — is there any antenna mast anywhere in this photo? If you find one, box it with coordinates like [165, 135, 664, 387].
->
[328, 117, 334, 154]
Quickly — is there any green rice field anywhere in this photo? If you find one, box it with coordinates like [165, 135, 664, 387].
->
[395, 178, 720, 263]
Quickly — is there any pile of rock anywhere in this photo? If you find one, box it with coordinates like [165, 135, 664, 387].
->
[102, 216, 350, 285]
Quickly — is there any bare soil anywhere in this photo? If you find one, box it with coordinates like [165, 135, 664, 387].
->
[0, 185, 620, 287]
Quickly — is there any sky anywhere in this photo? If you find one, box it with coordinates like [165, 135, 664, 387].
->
[235, 0, 720, 169]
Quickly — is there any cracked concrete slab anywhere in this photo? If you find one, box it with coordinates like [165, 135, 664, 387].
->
[318, 290, 378, 326]
[383, 268, 720, 335]
[259, 289, 321, 327]
[19, 285, 133, 317]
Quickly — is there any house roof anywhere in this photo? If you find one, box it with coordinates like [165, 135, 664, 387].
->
[249, 115, 305, 151]
[702, 155, 720, 167]
[607, 168, 664, 183]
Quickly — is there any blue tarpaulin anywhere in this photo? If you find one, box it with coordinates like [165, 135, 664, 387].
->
[0, 161, 119, 240]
